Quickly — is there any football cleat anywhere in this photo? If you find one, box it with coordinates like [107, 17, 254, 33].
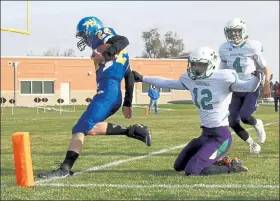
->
[209, 156, 248, 175]
[253, 119, 266, 144]
[229, 157, 249, 173]
[37, 163, 74, 179]
[213, 156, 231, 167]
[250, 142, 261, 154]
[127, 124, 152, 146]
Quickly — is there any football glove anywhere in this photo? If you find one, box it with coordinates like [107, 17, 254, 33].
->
[252, 70, 265, 86]
[132, 70, 143, 82]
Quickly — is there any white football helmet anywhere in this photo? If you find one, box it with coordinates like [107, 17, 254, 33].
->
[224, 18, 247, 46]
[188, 47, 219, 80]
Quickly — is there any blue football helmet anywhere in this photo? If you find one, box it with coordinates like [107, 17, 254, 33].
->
[76, 16, 104, 51]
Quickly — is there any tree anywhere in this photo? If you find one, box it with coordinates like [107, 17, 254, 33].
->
[27, 47, 76, 57]
[140, 28, 186, 58]
[26, 50, 35, 56]
[141, 28, 162, 58]
[270, 74, 273, 82]
[62, 48, 76, 57]
[43, 47, 76, 57]
[163, 31, 185, 58]
[43, 47, 61, 56]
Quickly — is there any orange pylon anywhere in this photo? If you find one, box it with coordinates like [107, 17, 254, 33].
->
[12, 132, 34, 187]
[145, 107, 149, 115]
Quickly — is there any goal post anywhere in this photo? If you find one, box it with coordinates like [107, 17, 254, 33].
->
[1, 0, 30, 35]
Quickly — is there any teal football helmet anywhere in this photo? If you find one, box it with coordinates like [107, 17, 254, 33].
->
[188, 47, 219, 80]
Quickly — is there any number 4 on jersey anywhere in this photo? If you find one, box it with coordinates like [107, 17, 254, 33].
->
[233, 57, 242, 73]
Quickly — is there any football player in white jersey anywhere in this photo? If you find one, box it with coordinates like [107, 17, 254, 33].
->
[133, 47, 264, 176]
[219, 18, 271, 154]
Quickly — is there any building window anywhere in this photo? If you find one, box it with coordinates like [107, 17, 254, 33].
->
[20, 80, 55, 95]
[32, 81, 43, 94]
[44, 81, 54, 94]
[141, 83, 171, 93]
[21, 81, 31, 94]
[161, 87, 171, 93]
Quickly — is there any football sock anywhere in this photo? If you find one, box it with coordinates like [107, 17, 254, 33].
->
[60, 151, 79, 171]
[236, 130, 251, 142]
[241, 116, 257, 126]
[245, 136, 254, 145]
[105, 123, 129, 135]
[231, 123, 250, 142]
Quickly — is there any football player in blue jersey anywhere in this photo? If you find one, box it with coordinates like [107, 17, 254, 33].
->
[38, 16, 152, 178]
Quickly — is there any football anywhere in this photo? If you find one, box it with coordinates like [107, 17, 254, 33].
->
[95, 44, 116, 61]
[96, 44, 112, 53]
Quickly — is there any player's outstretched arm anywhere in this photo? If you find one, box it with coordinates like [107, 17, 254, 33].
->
[102, 35, 129, 62]
[123, 66, 134, 108]
[132, 70, 186, 90]
[230, 70, 264, 92]
[122, 65, 134, 119]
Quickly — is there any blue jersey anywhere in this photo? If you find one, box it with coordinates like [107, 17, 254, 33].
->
[90, 27, 130, 84]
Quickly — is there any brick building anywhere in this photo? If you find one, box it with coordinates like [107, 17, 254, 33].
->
[0, 56, 191, 106]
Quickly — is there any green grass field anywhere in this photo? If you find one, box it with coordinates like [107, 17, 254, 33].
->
[1, 104, 279, 200]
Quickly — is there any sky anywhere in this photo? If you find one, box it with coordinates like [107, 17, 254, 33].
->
[1, 1, 279, 81]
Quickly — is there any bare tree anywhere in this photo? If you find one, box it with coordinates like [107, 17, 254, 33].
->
[62, 48, 76, 57]
[43, 47, 61, 56]
[27, 47, 77, 57]
[26, 50, 35, 56]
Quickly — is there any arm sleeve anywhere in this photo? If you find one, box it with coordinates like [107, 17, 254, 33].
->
[123, 65, 134, 107]
[252, 42, 268, 68]
[143, 76, 186, 90]
[219, 60, 228, 69]
[103, 35, 129, 62]
[230, 77, 260, 92]
[148, 89, 152, 97]
[219, 45, 227, 64]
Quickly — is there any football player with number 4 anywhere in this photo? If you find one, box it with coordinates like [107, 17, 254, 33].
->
[133, 47, 264, 176]
[38, 16, 151, 179]
[219, 18, 271, 154]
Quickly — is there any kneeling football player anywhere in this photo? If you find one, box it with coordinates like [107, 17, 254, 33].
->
[133, 47, 264, 176]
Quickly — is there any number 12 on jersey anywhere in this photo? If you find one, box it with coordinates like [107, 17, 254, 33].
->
[193, 88, 213, 110]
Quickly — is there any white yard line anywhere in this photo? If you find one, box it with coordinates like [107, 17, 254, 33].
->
[35, 121, 278, 185]
[35, 144, 187, 184]
[37, 183, 279, 189]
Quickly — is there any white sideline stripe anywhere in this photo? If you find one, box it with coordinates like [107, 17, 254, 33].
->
[35, 121, 278, 185]
[35, 144, 187, 184]
[37, 183, 279, 189]
[132, 105, 175, 111]
[19, 106, 74, 113]
[17, 105, 175, 112]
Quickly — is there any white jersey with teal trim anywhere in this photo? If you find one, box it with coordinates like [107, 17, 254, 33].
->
[219, 39, 267, 81]
[179, 69, 237, 128]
